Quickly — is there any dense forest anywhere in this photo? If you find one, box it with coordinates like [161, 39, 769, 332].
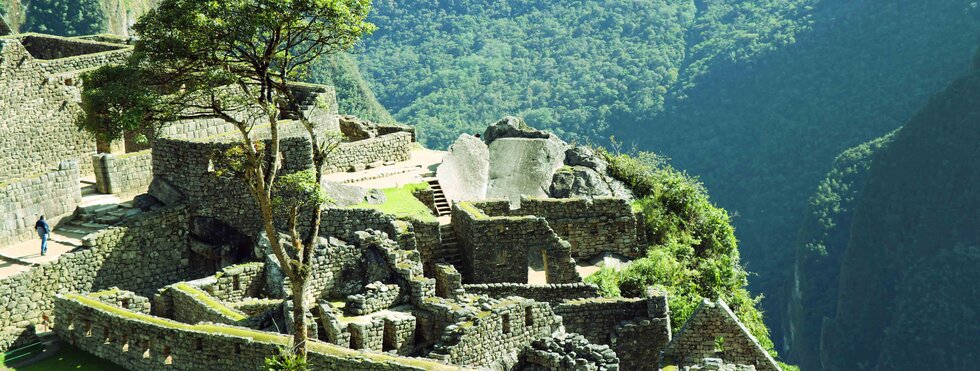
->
[353, 1, 980, 359]
[817, 53, 980, 370]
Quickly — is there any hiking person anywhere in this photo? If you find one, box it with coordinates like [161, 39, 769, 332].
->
[35, 215, 50, 256]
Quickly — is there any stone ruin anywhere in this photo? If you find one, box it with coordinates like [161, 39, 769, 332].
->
[0, 26, 781, 371]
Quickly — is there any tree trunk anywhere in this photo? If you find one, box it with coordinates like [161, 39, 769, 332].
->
[290, 278, 309, 357]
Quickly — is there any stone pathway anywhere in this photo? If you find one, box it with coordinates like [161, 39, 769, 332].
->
[0, 181, 141, 278]
[323, 147, 446, 189]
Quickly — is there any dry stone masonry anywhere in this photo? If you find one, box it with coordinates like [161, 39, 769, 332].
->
[0, 28, 781, 371]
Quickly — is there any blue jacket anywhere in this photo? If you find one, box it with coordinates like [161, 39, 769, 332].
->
[35, 219, 50, 235]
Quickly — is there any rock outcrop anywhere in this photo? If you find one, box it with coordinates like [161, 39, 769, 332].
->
[482, 116, 554, 144]
[436, 134, 489, 203]
[487, 137, 567, 205]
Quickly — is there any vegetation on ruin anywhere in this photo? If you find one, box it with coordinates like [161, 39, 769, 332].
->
[353, 182, 436, 223]
[172, 283, 248, 321]
[586, 147, 775, 357]
[77, 0, 376, 362]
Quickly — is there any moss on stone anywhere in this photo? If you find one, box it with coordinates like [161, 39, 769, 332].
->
[172, 283, 247, 321]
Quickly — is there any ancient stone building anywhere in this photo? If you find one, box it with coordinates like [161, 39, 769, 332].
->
[661, 299, 781, 371]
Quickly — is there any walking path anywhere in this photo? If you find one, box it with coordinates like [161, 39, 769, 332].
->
[0, 180, 140, 278]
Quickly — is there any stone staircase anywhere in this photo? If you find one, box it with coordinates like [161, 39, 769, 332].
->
[436, 224, 461, 267]
[282, 84, 329, 120]
[426, 178, 452, 217]
[51, 182, 140, 248]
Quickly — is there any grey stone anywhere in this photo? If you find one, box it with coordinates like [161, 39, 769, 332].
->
[482, 116, 553, 144]
[366, 160, 383, 169]
[565, 146, 607, 174]
[148, 177, 185, 205]
[436, 134, 490, 203]
[549, 166, 613, 198]
[487, 137, 568, 205]
[364, 189, 386, 205]
[321, 181, 369, 207]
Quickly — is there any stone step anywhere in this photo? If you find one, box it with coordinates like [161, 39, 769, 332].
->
[77, 203, 119, 216]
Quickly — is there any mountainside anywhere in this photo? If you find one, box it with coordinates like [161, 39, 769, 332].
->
[784, 130, 898, 370]
[819, 55, 980, 371]
[353, 0, 980, 353]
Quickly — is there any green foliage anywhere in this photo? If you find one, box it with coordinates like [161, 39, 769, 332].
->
[586, 150, 776, 356]
[78, 64, 166, 144]
[265, 346, 309, 371]
[23, 0, 105, 36]
[308, 52, 396, 124]
[273, 169, 329, 212]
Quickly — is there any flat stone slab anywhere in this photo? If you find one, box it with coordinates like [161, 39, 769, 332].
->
[436, 134, 489, 203]
[487, 137, 567, 205]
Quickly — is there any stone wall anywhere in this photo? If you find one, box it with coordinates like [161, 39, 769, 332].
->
[428, 297, 561, 369]
[54, 293, 461, 371]
[151, 136, 312, 237]
[323, 131, 413, 173]
[160, 283, 247, 326]
[204, 262, 265, 302]
[521, 333, 620, 370]
[0, 35, 131, 181]
[462, 283, 600, 306]
[0, 205, 195, 351]
[554, 296, 672, 370]
[452, 201, 580, 285]
[483, 197, 645, 260]
[92, 150, 153, 197]
[661, 299, 780, 371]
[0, 161, 81, 246]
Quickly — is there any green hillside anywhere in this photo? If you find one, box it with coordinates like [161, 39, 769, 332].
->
[785, 130, 897, 370]
[819, 55, 980, 371]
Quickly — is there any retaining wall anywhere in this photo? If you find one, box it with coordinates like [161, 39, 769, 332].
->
[323, 131, 413, 173]
[462, 283, 600, 306]
[554, 296, 671, 370]
[0, 205, 195, 351]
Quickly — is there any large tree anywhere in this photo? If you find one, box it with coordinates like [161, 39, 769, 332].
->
[78, 0, 375, 360]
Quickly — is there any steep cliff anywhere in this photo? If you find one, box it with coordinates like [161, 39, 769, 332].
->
[784, 130, 898, 370]
[819, 55, 980, 371]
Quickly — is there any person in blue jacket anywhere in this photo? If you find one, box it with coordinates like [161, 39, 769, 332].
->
[35, 215, 50, 256]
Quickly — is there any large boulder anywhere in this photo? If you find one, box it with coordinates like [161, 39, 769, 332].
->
[487, 137, 568, 205]
[436, 134, 490, 203]
[483, 116, 554, 144]
[321, 181, 385, 207]
[549, 166, 613, 198]
[564, 146, 607, 174]
[148, 178, 185, 205]
[338, 115, 378, 141]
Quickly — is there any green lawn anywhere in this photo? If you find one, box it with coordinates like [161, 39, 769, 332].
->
[352, 183, 437, 223]
[4, 342, 123, 371]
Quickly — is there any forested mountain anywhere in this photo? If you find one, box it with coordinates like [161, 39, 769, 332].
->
[354, 1, 980, 357]
[785, 131, 898, 370]
[817, 55, 980, 371]
[0, 0, 157, 36]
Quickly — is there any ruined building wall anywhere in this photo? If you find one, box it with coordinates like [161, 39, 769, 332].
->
[555, 296, 672, 370]
[0, 206, 194, 351]
[0, 161, 81, 246]
[54, 294, 459, 371]
[0, 35, 130, 181]
[453, 201, 580, 284]
[661, 299, 779, 371]
[151, 137, 312, 237]
[483, 197, 645, 260]
[428, 298, 561, 369]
